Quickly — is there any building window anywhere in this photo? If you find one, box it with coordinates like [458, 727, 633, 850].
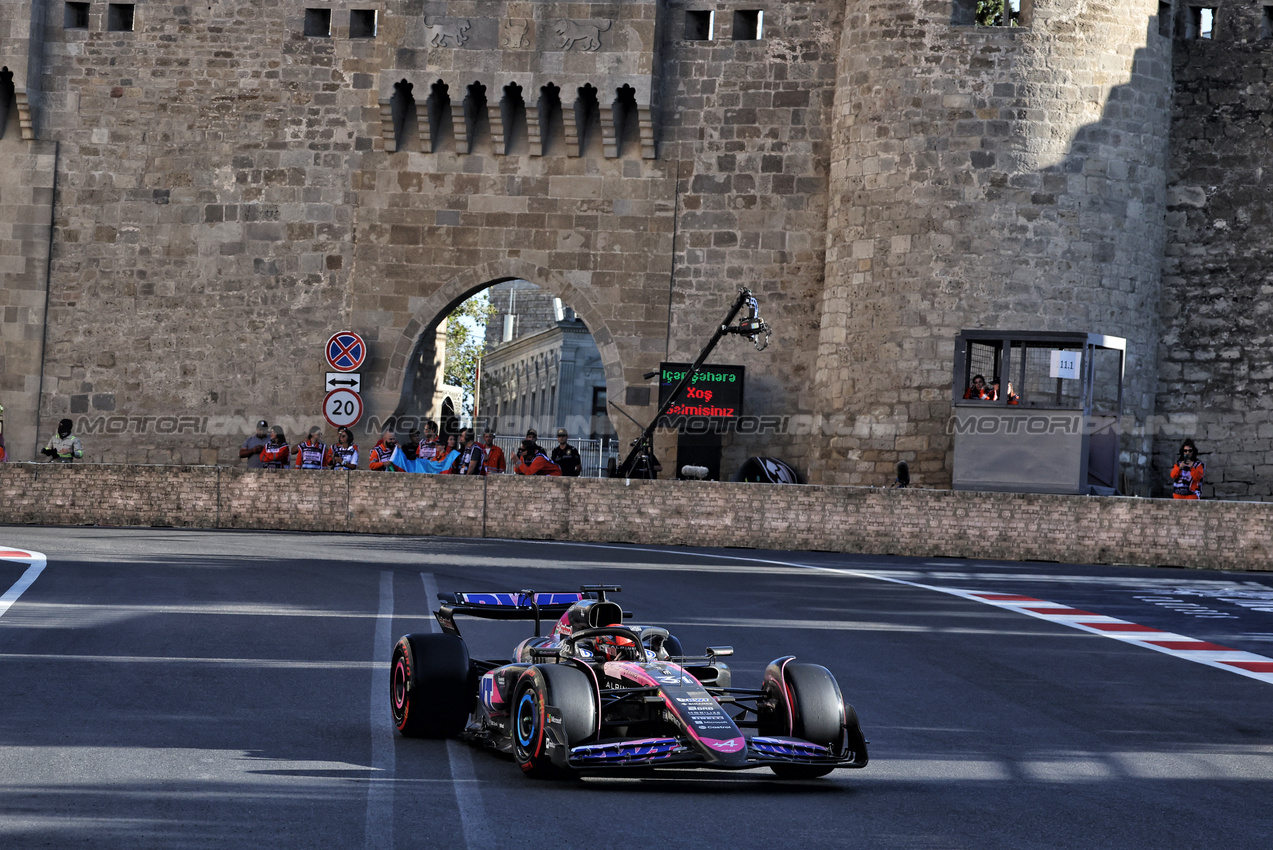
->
[684, 10, 714, 41]
[1186, 6, 1215, 39]
[65, 2, 90, 29]
[107, 4, 135, 32]
[1263, 7, 1273, 40]
[350, 9, 377, 39]
[1158, 3, 1173, 37]
[304, 8, 332, 38]
[733, 10, 763, 40]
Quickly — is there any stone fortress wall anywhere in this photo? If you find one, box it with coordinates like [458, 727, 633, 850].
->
[0, 1, 1271, 499]
[812, 1, 1173, 491]
[1, 462, 1269, 571]
[1159, 4, 1273, 499]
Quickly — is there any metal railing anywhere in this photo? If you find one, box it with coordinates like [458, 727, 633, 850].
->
[485, 436, 619, 477]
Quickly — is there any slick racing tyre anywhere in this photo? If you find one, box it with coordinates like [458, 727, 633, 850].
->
[512, 664, 597, 778]
[762, 661, 845, 779]
[391, 633, 472, 738]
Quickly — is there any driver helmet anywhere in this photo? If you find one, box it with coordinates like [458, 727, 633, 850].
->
[594, 631, 635, 661]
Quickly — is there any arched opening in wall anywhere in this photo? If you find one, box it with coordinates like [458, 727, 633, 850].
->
[501, 82, 528, 155]
[425, 80, 453, 153]
[613, 84, 640, 159]
[538, 83, 565, 156]
[439, 396, 458, 436]
[574, 84, 603, 158]
[463, 82, 490, 154]
[0, 67, 15, 141]
[391, 79, 418, 152]
[394, 279, 619, 475]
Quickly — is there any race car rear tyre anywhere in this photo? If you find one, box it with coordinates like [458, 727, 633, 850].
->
[391, 633, 472, 738]
[512, 664, 597, 778]
[763, 662, 844, 779]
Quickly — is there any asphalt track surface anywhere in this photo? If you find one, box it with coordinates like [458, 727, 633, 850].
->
[1, 527, 1271, 849]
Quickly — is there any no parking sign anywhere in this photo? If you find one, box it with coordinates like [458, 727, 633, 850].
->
[326, 331, 366, 372]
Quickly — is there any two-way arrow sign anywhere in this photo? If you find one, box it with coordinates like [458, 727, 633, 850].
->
[325, 372, 362, 393]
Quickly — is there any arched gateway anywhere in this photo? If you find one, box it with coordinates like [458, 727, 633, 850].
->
[369, 259, 624, 439]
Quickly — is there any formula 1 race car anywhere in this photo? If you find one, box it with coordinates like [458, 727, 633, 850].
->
[390, 586, 869, 778]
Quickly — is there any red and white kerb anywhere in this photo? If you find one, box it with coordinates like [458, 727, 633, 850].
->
[952, 589, 1273, 686]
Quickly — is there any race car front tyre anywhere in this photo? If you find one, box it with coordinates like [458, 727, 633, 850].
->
[391, 633, 472, 738]
[512, 664, 597, 778]
[762, 661, 845, 779]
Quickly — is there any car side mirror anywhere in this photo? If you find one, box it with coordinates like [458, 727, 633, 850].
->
[706, 646, 733, 657]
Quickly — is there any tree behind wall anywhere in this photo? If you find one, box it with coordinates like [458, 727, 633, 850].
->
[444, 292, 496, 416]
[977, 0, 1004, 26]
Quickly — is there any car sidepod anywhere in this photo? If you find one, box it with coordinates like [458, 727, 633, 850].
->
[600, 661, 749, 769]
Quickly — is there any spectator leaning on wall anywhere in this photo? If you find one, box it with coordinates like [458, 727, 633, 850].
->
[42, 419, 84, 462]
[369, 429, 397, 471]
[240, 419, 271, 468]
[1170, 438, 1206, 500]
[451, 428, 486, 475]
[480, 429, 506, 474]
[329, 427, 359, 469]
[294, 426, 333, 469]
[259, 426, 290, 469]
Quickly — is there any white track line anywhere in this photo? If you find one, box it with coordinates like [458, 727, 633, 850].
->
[946, 589, 1273, 685]
[364, 571, 395, 850]
[420, 573, 496, 850]
[0, 548, 47, 621]
[515, 539, 1273, 687]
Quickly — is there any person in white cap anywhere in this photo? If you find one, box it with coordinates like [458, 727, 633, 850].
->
[239, 419, 271, 468]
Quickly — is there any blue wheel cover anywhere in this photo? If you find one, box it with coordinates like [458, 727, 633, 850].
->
[516, 692, 537, 747]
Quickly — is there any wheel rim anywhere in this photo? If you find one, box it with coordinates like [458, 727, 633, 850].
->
[391, 654, 408, 725]
[515, 691, 538, 751]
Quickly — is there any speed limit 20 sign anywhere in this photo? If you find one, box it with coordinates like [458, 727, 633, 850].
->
[324, 388, 363, 429]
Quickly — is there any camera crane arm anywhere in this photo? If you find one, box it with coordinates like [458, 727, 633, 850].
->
[616, 287, 770, 477]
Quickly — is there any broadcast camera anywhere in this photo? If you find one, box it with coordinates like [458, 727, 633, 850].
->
[721, 293, 771, 351]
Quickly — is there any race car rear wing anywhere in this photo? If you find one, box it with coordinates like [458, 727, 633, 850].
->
[435, 586, 623, 636]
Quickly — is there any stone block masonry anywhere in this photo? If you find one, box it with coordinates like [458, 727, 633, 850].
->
[6, 0, 1273, 502]
[1, 464, 1268, 572]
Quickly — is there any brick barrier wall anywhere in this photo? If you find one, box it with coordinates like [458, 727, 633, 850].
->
[1, 464, 1269, 571]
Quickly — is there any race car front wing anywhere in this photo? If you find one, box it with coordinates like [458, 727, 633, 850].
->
[562, 734, 868, 771]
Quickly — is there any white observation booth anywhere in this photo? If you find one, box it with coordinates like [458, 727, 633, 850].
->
[951, 330, 1126, 495]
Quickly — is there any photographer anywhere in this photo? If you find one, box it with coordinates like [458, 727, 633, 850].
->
[514, 439, 562, 476]
[1170, 438, 1205, 500]
[42, 419, 84, 463]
